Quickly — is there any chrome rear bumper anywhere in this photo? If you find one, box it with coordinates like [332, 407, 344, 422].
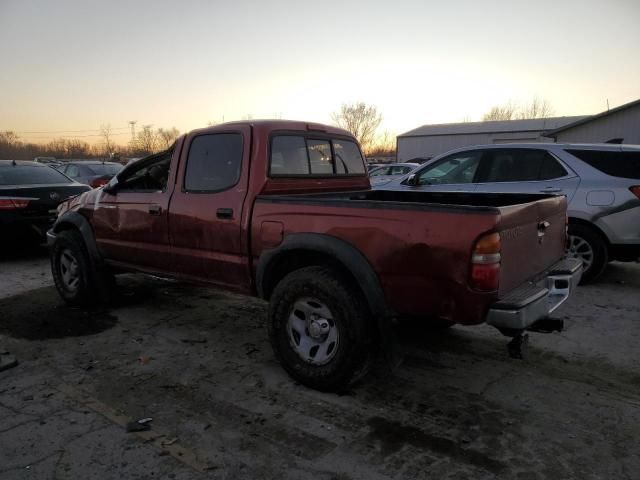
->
[486, 258, 582, 331]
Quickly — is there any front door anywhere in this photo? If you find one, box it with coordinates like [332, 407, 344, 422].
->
[92, 148, 175, 271]
[168, 127, 252, 292]
[400, 150, 482, 192]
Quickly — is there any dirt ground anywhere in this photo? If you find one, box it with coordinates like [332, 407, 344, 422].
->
[1, 246, 639, 480]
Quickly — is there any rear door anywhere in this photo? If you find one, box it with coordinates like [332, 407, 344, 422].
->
[399, 150, 481, 192]
[167, 126, 252, 292]
[474, 148, 580, 200]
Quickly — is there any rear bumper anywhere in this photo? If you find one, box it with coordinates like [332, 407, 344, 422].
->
[486, 258, 582, 331]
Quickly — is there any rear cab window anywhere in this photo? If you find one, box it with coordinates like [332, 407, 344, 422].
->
[270, 134, 365, 177]
[566, 149, 640, 179]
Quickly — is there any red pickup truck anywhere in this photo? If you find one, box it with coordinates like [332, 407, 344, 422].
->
[48, 120, 581, 391]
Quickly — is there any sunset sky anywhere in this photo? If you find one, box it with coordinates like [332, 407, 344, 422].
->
[1, 0, 639, 144]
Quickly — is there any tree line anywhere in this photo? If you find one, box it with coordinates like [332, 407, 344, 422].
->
[1, 97, 555, 161]
[0, 125, 181, 161]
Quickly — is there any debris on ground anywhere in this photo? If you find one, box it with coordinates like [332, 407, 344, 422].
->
[180, 338, 207, 344]
[138, 356, 152, 365]
[125, 417, 153, 433]
[0, 353, 18, 372]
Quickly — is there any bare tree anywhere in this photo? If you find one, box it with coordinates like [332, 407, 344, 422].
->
[65, 139, 90, 158]
[482, 101, 518, 121]
[135, 125, 159, 155]
[331, 102, 383, 153]
[368, 130, 396, 156]
[517, 97, 555, 119]
[0, 131, 20, 159]
[483, 98, 555, 121]
[100, 124, 115, 155]
[157, 127, 180, 149]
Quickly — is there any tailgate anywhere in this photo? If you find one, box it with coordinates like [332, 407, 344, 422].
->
[497, 195, 567, 296]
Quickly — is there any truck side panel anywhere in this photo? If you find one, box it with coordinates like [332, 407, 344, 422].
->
[251, 199, 501, 325]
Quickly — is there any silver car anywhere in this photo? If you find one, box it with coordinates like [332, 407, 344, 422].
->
[368, 162, 419, 187]
[376, 143, 640, 283]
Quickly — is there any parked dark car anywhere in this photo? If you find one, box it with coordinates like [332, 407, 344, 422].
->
[0, 160, 90, 243]
[57, 161, 123, 188]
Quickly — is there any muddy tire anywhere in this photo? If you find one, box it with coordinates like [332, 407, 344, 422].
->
[567, 223, 608, 285]
[51, 229, 113, 306]
[268, 266, 374, 392]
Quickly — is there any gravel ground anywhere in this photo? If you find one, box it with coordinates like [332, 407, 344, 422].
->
[1, 246, 639, 479]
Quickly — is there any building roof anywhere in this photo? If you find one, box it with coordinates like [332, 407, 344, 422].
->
[545, 98, 640, 137]
[398, 116, 588, 138]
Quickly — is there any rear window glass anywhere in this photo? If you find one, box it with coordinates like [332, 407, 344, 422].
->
[184, 133, 243, 192]
[86, 163, 122, 176]
[333, 139, 366, 174]
[270, 135, 365, 176]
[0, 165, 73, 185]
[566, 150, 640, 179]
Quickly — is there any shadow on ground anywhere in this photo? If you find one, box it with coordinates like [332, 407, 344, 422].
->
[0, 286, 118, 340]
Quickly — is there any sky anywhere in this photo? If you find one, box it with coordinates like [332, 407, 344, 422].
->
[1, 0, 639, 144]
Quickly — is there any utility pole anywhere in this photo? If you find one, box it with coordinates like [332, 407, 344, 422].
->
[128, 121, 137, 142]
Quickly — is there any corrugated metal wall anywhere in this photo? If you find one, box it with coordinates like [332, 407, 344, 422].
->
[554, 106, 640, 144]
[397, 131, 543, 161]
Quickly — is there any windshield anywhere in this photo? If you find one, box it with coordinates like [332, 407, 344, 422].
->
[86, 163, 123, 176]
[0, 165, 73, 185]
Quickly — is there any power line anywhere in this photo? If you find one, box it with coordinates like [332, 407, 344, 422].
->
[19, 132, 131, 140]
[12, 126, 130, 134]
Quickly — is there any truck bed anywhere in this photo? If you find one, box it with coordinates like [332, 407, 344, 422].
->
[254, 189, 568, 323]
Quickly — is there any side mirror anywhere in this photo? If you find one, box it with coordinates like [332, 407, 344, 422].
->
[103, 177, 119, 194]
[405, 174, 417, 186]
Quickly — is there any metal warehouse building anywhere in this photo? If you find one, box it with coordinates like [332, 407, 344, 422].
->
[397, 98, 640, 162]
[546, 98, 640, 144]
[396, 116, 584, 162]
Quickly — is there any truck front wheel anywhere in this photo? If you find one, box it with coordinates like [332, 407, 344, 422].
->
[268, 266, 374, 392]
[51, 229, 113, 306]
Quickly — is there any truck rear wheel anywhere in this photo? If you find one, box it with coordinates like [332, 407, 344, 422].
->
[268, 266, 374, 392]
[51, 229, 113, 306]
[567, 224, 608, 284]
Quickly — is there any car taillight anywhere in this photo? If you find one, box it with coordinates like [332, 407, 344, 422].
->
[630, 186, 640, 199]
[90, 178, 109, 188]
[0, 198, 31, 210]
[470, 232, 501, 291]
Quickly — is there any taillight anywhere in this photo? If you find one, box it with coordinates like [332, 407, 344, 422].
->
[470, 232, 501, 291]
[90, 178, 109, 188]
[630, 186, 640, 199]
[0, 198, 31, 210]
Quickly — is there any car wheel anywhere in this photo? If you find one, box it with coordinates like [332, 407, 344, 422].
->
[51, 229, 113, 306]
[268, 266, 374, 392]
[567, 224, 608, 284]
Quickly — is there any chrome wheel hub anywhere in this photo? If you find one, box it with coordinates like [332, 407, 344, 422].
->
[566, 234, 594, 272]
[287, 297, 339, 365]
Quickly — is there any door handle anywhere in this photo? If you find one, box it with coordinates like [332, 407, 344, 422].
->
[216, 208, 233, 219]
[148, 204, 162, 215]
[540, 187, 562, 193]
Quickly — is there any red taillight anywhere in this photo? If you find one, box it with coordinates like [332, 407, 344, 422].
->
[0, 198, 31, 210]
[470, 232, 501, 291]
[630, 186, 640, 199]
[90, 178, 109, 188]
